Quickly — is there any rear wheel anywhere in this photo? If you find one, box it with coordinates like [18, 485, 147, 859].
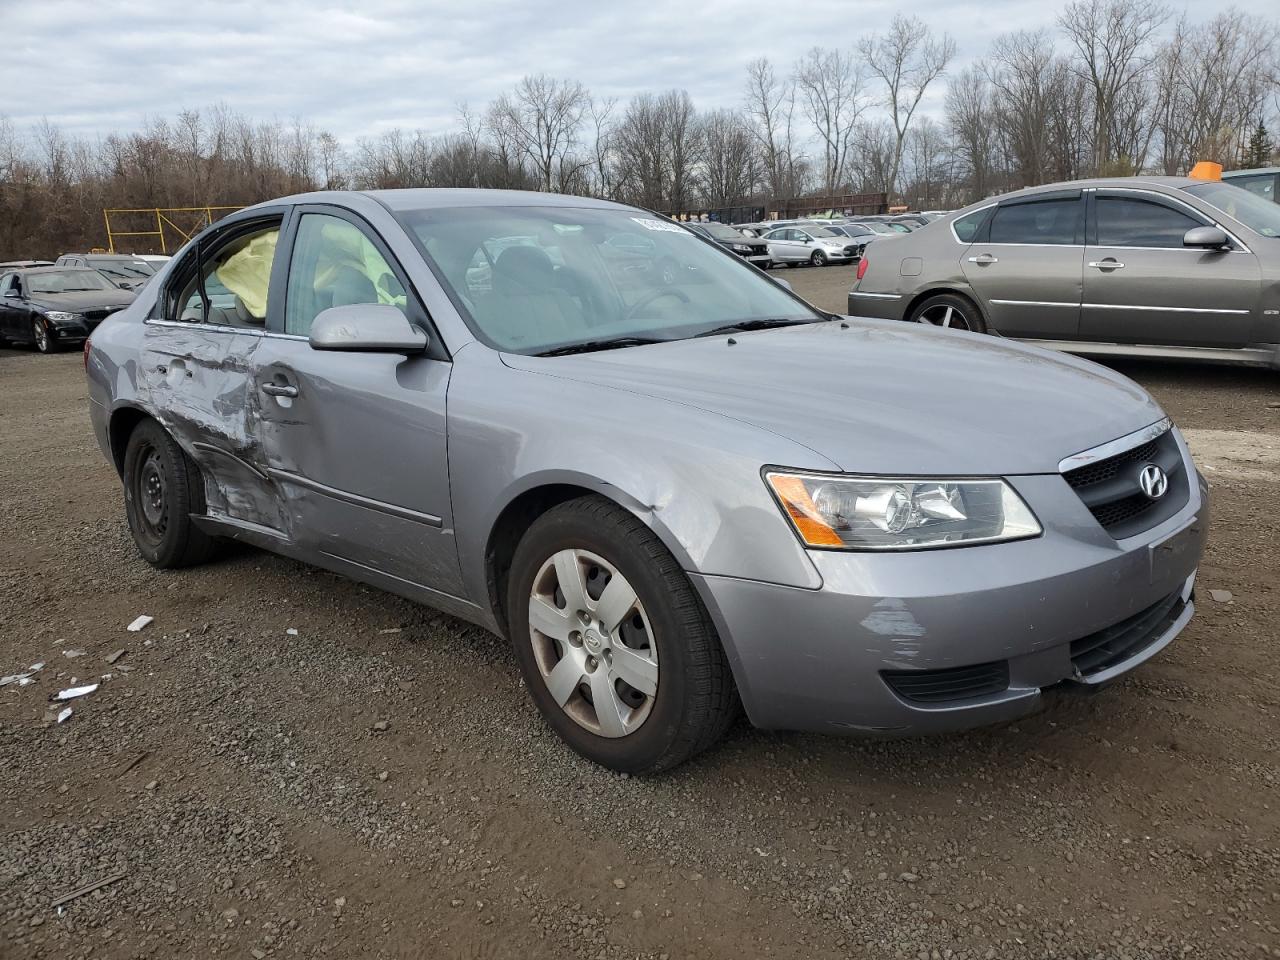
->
[507, 495, 737, 773]
[122, 419, 219, 568]
[908, 293, 986, 333]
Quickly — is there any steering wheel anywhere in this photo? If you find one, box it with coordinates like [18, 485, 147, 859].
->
[625, 287, 691, 320]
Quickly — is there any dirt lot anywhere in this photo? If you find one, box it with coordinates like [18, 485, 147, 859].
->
[2, 268, 1278, 960]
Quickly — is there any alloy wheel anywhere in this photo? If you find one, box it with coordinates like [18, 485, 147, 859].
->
[32, 319, 49, 353]
[917, 303, 972, 330]
[527, 548, 658, 738]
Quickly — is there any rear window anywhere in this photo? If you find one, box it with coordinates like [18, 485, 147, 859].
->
[988, 198, 1080, 245]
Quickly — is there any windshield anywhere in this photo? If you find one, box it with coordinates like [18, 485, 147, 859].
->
[93, 258, 154, 282]
[804, 226, 839, 238]
[397, 205, 822, 354]
[698, 223, 745, 241]
[27, 269, 114, 294]
[1183, 181, 1280, 238]
[861, 222, 896, 235]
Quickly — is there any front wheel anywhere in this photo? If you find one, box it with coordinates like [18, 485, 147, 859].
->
[810, 250, 828, 267]
[908, 293, 986, 333]
[507, 496, 737, 773]
[32, 318, 54, 353]
[122, 419, 219, 568]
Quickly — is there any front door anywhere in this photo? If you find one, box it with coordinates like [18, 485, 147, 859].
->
[1080, 190, 1260, 347]
[960, 193, 1085, 339]
[251, 208, 463, 597]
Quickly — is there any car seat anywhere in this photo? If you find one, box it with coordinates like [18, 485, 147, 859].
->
[476, 246, 586, 348]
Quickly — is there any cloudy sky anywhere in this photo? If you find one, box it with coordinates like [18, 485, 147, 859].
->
[3, 0, 1274, 145]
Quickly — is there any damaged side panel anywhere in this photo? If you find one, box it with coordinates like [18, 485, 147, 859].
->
[137, 323, 286, 533]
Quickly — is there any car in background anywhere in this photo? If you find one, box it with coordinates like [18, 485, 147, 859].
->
[87, 187, 1205, 774]
[1223, 166, 1278, 204]
[847, 176, 1280, 368]
[685, 221, 772, 269]
[0, 259, 54, 270]
[55, 253, 155, 291]
[762, 225, 860, 267]
[137, 254, 173, 271]
[0, 265, 135, 352]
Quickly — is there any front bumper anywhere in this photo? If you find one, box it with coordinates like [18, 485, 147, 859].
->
[691, 467, 1208, 735]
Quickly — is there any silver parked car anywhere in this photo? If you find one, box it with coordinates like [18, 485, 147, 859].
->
[847, 176, 1280, 368]
[762, 224, 860, 266]
[86, 189, 1208, 773]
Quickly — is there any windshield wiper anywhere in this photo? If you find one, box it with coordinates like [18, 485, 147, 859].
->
[535, 336, 667, 357]
[693, 318, 816, 338]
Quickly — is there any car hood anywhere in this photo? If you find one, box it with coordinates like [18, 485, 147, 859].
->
[28, 290, 136, 312]
[503, 320, 1165, 475]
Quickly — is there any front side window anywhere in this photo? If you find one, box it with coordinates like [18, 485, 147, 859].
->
[0, 273, 14, 296]
[284, 214, 407, 337]
[1096, 196, 1204, 248]
[170, 223, 281, 326]
[397, 205, 821, 354]
[988, 198, 1080, 245]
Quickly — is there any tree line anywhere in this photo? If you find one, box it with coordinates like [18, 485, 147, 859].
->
[1, 0, 1277, 259]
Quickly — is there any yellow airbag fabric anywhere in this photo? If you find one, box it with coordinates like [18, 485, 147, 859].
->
[215, 230, 278, 318]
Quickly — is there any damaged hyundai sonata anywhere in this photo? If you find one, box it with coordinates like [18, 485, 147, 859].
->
[86, 189, 1209, 773]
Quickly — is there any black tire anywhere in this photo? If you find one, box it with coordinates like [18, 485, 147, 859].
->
[810, 250, 828, 267]
[907, 292, 987, 333]
[122, 418, 218, 568]
[506, 495, 737, 774]
[32, 318, 55, 353]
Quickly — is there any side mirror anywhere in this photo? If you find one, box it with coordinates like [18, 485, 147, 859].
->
[309, 303, 427, 354]
[1183, 226, 1230, 250]
[3, 289, 19, 298]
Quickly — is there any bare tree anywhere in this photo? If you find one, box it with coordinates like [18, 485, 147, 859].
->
[945, 66, 998, 202]
[613, 90, 701, 211]
[1058, 0, 1170, 175]
[859, 14, 956, 197]
[489, 74, 590, 192]
[794, 47, 865, 194]
[700, 108, 759, 207]
[744, 57, 804, 202]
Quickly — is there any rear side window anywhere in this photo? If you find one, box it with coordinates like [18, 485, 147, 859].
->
[951, 209, 990, 242]
[1096, 196, 1206, 248]
[989, 199, 1080, 245]
[168, 222, 282, 326]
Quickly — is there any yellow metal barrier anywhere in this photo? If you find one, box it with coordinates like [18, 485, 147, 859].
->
[102, 206, 243, 254]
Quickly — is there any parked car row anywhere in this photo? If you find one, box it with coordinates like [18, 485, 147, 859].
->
[847, 174, 1280, 370]
[86, 186, 1205, 774]
[0, 253, 171, 353]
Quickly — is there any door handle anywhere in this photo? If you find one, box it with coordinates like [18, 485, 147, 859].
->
[261, 382, 299, 398]
[967, 254, 998, 265]
[1088, 260, 1125, 270]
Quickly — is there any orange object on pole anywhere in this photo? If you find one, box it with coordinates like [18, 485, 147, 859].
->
[1188, 161, 1223, 181]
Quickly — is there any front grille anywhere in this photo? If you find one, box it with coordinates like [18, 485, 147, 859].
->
[1070, 589, 1185, 676]
[882, 660, 1010, 704]
[1063, 427, 1188, 538]
[82, 308, 117, 323]
[843, 245, 858, 257]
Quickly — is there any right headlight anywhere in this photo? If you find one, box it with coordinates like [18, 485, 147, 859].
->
[765, 471, 1041, 551]
[43, 311, 84, 323]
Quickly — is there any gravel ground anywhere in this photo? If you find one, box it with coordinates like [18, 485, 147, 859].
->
[2, 275, 1278, 959]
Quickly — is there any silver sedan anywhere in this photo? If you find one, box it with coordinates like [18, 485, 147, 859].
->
[86, 189, 1207, 772]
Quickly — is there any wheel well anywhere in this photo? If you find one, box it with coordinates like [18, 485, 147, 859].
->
[108, 407, 150, 476]
[904, 288, 985, 326]
[485, 484, 601, 638]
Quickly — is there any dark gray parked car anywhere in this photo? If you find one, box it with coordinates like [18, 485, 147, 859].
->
[848, 177, 1280, 368]
[86, 189, 1207, 772]
[0, 266, 135, 352]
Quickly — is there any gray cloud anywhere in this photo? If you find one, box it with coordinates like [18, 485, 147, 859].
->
[4, 0, 1274, 144]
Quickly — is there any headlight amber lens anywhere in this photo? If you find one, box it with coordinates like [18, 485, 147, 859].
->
[766, 472, 1041, 550]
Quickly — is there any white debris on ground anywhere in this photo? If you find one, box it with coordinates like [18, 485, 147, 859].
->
[126, 615, 154, 632]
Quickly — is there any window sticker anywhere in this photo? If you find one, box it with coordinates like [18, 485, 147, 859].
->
[631, 217, 688, 234]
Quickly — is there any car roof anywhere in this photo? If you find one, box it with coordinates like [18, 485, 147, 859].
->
[11, 265, 100, 274]
[243, 187, 635, 215]
[992, 176, 1200, 203]
[60, 253, 147, 259]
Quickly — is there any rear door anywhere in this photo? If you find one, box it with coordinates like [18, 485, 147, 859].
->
[765, 229, 803, 263]
[960, 191, 1085, 339]
[1081, 189, 1259, 347]
[140, 214, 286, 531]
[250, 206, 463, 597]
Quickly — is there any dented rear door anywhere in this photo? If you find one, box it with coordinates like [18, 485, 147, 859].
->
[138, 321, 284, 531]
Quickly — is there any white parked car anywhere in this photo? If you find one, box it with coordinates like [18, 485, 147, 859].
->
[761, 225, 860, 267]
